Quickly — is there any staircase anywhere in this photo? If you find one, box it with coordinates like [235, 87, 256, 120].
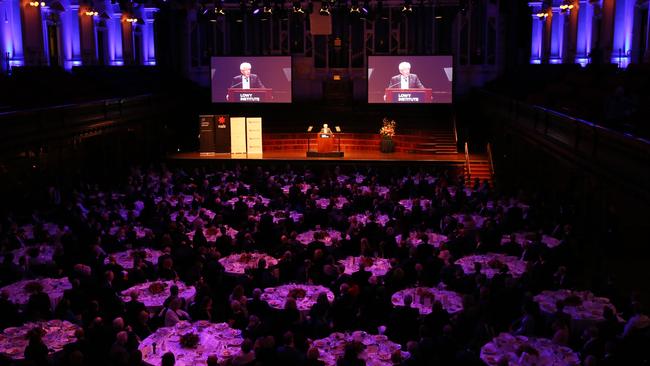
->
[466, 157, 494, 187]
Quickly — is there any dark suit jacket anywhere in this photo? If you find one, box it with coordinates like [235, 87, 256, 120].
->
[231, 74, 265, 88]
[389, 74, 425, 89]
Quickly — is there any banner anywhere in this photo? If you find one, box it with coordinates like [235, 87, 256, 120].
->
[230, 117, 247, 154]
[198, 115, 216, 153]
[246, 117, 263, 155]
[214, 114, 231, 153]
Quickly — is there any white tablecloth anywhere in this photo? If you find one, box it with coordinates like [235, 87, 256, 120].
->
[480, 333, 579, 366]
[218, 253, 279, 275]
[186, 226, 238, 243]
[311, 331, 408, 366]
[391, 287, 463, 315]
[398, 199, 432, 211]
[1, 277, 71, 307]
[501, 232, 562, 249]
[2, 245, 55, 265]
[534, 289, 622, 323]
[296, 229, 343, 246]
[106, 248, 163, 269]
[260, 284, 334, 311]
[339, 257, 391, 277]
[395, 231, 448, 248]
[315, 197, 349, 210]
[121, 280, 195, 310]
[225, 195, 270, 208]
[349, 213, 391, 227]
[0, 320, 79, 360]
[139, 321, 243, 366]
[456, 253, 527, 278]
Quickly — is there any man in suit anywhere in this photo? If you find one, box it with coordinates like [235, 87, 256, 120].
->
[231, 62, 265, 89]
[388, 61, 425, 89]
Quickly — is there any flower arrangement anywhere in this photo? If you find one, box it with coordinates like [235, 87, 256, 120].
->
[24, 281, 43, 293]
[238, 253, 252, 263]
[288, 288, 307, 299]
[379, 118, 396, 139]
[148, 282, 168, 295]
[487, 258, 505, 269]
[564, 294, 583, 307]
[179, 332, 200, 348]
[416, 288, 435, 299]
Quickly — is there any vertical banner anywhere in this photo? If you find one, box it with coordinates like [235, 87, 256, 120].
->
[246, 117, 263, 155]
[198, 115, 216, 153]
[214, 114, 231, 153]
[230, 117, 247, 154]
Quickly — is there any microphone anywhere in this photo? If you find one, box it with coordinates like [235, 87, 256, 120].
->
[387, 81, 401, 88]
[231, 81, 243, 88]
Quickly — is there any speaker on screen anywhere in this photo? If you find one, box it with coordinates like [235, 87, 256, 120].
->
[211, 57, 292, 103]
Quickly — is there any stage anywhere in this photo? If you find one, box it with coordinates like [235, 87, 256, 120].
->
[168, 150, 472, 163]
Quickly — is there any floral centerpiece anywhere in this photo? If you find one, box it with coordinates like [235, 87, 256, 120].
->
[24, 281, 43, 293]
[379, 118, 396, 153]
[148, 282, 168, 295]
[180, 332, 200, 348]
[288, 288, 307, 299]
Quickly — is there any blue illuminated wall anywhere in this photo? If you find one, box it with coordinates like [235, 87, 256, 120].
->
[1, 0, 25, 71]
[575, 0, 593, 66]
[549, 9, 565, 63]
[611, 0, 634, 67]
[0, 0, 156, 72]
[530, 2, 544, 64]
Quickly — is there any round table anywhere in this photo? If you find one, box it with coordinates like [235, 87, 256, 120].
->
[170, 209, 216, 224]
[2, 244, 55, 265]
[252, 210, 303, 224]
[480, 333, 580, 366]
[456, 253, 527, 278]
[106, 248, 163, 269]
[296, 229, 343, 246]
[534, 289, 623, 329]
[186, 226, 238, 243]
[395, 231, 448, 248]
[391, 287, 463, 315]
[0, 319, 79, 360]
[339, 256, 392, 277]
[349, 213, 391, 227]
[1, 277, 71, 307]
[501, 232, 562, 249]
[218, 252, 279, 275]
[315, 197, 349, 210]
[398, 198, 432, 211]
[260, 284, 334, 311]
[311, 331, 409, 366]
[225, 195, 270, 208]
[139, 321, 243, 366]
[121, 280, 195, 311]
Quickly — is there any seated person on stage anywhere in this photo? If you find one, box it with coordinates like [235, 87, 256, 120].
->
[320, 124, 333, 134]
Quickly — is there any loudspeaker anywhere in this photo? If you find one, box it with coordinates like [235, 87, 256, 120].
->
[199, 115, 216, 152]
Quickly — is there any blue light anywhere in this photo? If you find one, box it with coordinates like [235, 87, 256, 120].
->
[530, 59, 542, 64]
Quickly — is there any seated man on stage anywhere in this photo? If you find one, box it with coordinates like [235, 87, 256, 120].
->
[320, 124, 333, 134]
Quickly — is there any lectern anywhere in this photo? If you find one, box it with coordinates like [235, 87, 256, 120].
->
[317, 133, 335, 153]
[384, 88, 433, 103]
[227, 88, 273, 102]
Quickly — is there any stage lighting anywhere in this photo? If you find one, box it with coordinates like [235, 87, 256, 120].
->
[319, 2, 330, 16]
[292, 1, 304, 13]
[401, 0, 412, 13]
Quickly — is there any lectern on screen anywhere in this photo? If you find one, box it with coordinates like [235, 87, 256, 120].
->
[367, 56, 453, 104]
[211, 57, 292, 103]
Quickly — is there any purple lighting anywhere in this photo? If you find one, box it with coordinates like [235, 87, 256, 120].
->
[611, 0, 634, 68]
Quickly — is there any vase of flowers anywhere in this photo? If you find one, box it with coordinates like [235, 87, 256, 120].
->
[379, 118, 396, 153]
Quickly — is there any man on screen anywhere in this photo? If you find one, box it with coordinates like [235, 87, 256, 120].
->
[388, 62, 425, 89]
[231, 62, 265, 89]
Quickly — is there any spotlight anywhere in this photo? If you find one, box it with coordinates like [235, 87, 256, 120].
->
[319, 2, 330, 16]
[350, 0, 360, 14]
[292, 1, 304, 13]
[401, 0, 412, 13]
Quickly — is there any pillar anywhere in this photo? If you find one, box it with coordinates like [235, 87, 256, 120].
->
[576, 0, 594, 65]
[611, 0, 634, 67]
[1, 0, 25, 72]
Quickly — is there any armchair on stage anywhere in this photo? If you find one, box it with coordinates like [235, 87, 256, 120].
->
[227, 88, 273, 102]
[307, 124, 344, 157]
[384, 88, 433, 103]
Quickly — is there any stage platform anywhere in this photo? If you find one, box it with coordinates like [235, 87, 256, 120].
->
[168, 151, 472, 163]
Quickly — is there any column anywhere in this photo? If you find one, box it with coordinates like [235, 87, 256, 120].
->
[550, 6, 565, 63]
[529, 2, 544, 63]
[599, 0, 616, 62]
[576, 0, 593, 65]
[611, 0, 634, 67]
[60, 0, 82, 69]
[21, 0, 46, 65]
[107, 3, 123, 65]
[1, 0, 25, 71]
[142, 7, 157, 65]
[645, 5, 650, 62]
[543, 8, 553, 62]
[121, 13, 134, 64]
[563, 0, 580, 63]
[78, 3, 96, 64]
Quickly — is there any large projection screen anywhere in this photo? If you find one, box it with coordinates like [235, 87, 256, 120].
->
[368, 56, 453, 104]
[211, 57, 292, 103]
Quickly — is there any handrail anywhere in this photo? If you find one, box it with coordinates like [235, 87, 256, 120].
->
[464, 142, 471, 183]
[453, 113, 458, 145]
[486, 142, 495, 176]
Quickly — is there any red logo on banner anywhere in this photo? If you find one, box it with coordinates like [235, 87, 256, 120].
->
[218, 116, 226, 125]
